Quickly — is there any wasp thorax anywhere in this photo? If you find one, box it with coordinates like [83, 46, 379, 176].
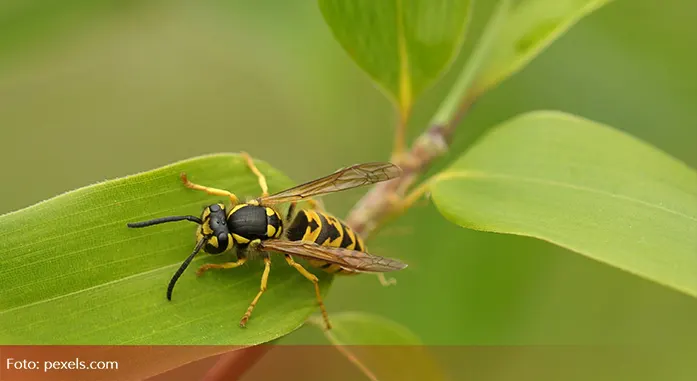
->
[227, 204, 283, 245]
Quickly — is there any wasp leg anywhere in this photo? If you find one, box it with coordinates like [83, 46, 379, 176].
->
[240, 255, 272, 327]
[196, 256, 247, 277]
[376, 273, 397, 287]
[180, 173, 239, 205]
[284, 254, 331, 330]
[240, 151, 269, 197]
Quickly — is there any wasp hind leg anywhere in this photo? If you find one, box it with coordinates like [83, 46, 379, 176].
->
[376, 273, 397, 287]
[284, 254, 331, 330]
[240, 151, 269, 197]
[180, 173, 239, 205]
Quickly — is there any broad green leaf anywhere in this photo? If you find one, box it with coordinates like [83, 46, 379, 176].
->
[312, 312, 448, 381]
[474, 0, 615, 95]
[318, 0, 471, 119]
[430, 111, 697, 298]
[0, 153, 332, 345]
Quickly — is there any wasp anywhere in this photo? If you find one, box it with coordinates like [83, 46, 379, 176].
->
[127, 153, 406, 329]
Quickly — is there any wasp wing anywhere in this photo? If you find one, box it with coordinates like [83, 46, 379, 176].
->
[256, 162, 401, 205]
[259, 240, 407, 273]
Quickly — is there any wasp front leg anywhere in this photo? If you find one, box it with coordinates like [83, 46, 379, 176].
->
[195, 256, 247, 277]
[180, 173, 240, 205]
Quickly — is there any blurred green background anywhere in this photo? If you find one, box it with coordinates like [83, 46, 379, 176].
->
[1, 0, 696, 361]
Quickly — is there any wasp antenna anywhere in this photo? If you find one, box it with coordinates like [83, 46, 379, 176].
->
[127, 215, 203, 228]
[167, 237, 208, 301]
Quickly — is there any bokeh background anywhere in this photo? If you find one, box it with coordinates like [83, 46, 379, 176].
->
[1, 0, 696, 378]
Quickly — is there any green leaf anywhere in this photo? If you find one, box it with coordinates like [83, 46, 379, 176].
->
[430, 111, 697, 298]
[318, 0, 472, 119]
[474, 0, 615, 95]
[312, 312, 448, 381]
[0, 153, 332, 344]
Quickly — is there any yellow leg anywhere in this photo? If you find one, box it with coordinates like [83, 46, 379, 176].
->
[180, 173, 239, 204]
[196, 257, 247, 277]
[284, 255, 331, 330]
[376, 273, 397, 287]
[240, 257, 272, 327]
[240, 151, 269, 197]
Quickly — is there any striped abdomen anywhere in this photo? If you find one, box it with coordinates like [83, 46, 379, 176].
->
[285, 209, 364, 275]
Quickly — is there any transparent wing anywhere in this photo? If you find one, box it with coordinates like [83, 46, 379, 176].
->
[256, 162, 401, 205]
[259, 240, 408, 273]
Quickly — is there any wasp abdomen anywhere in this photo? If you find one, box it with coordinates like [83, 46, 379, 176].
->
[286, 209, 364, 275]
[286, 209, 318, 242]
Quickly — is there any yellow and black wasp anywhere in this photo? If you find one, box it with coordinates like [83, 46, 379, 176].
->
[126, 153, 406, 329]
